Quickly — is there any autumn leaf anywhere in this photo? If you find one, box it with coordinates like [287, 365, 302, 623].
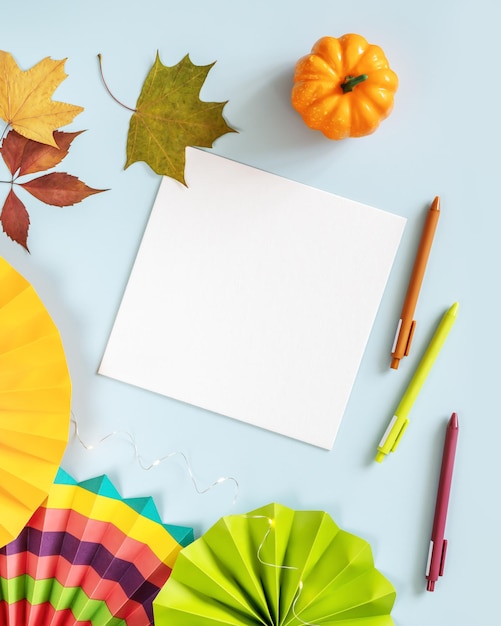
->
[1, 129, 84, 176]
[0, 51, 83, 147]
[20, 172, 102, 206]
[0, 188, 30, 251]
[0, 129, 106, 251]
[99, 52, 236, 183]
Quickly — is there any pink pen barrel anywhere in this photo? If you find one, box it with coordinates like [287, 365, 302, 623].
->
[426, 412, 459, 591]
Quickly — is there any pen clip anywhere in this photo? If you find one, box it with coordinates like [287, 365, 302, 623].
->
[439, 539, 448, 576]
[404, 320, 417, 356]
[390, 418, 409, 452]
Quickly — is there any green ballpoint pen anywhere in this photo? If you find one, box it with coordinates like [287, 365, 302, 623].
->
[375, 302, 458, 463]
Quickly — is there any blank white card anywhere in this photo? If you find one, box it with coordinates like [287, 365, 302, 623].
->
[99, 148, 405, 449]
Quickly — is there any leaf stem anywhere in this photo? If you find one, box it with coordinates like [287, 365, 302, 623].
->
[97, 54, 137, 113]
[0, 123, 9, 142]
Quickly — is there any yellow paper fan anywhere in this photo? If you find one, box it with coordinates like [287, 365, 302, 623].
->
[0, 257, 72, 548]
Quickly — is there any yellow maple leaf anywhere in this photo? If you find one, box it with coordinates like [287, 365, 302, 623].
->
[0, 51, 83, 148]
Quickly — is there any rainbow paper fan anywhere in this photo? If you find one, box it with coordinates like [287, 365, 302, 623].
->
[0, 468, 194, 625]
[0, 257, 72, 548]
[154, 502, 396, 626]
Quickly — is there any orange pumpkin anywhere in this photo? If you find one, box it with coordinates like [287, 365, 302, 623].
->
[291, 34, 398, 139]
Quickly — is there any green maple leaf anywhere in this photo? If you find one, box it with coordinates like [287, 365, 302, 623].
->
[125, 53, 236, 183]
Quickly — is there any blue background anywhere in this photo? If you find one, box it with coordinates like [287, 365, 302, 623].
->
[1, 1, 498, 624]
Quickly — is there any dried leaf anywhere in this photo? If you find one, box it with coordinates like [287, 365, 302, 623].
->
[0, 51, 83, 147]
[125, 53, 236, 183]
[20, 172, 104, 207]
[0, 188, 30, 251]
[0, 130, 27, 175]
[0, 129, 84, 176]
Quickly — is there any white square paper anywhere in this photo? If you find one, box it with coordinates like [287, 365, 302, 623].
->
[99, 148, 405, 449]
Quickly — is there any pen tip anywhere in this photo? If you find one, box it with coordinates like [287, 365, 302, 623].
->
[431, 196, 440, 211]
[450, 412, 459, 428]
[448, 302, 459, 316]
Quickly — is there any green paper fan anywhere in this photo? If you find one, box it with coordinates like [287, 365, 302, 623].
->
[154, 502, 396, 626]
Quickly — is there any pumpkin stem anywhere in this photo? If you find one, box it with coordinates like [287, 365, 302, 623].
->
[341, 74, 368, 93]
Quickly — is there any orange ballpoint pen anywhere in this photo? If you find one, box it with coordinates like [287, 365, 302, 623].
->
[390, 196, 440, 370]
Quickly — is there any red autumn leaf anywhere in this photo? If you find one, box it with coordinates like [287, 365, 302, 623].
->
[0, 188, 30, 251]
[20, 130, 84, 176]
[0, 130, 27, 175]
[20, 172, 104, 206]
[0, 129, 84, 176]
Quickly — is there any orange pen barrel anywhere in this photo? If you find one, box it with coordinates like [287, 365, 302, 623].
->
[391, 196, 440, 369]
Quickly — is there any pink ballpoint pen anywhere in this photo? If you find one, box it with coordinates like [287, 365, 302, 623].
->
[425, 412, 459, 591]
